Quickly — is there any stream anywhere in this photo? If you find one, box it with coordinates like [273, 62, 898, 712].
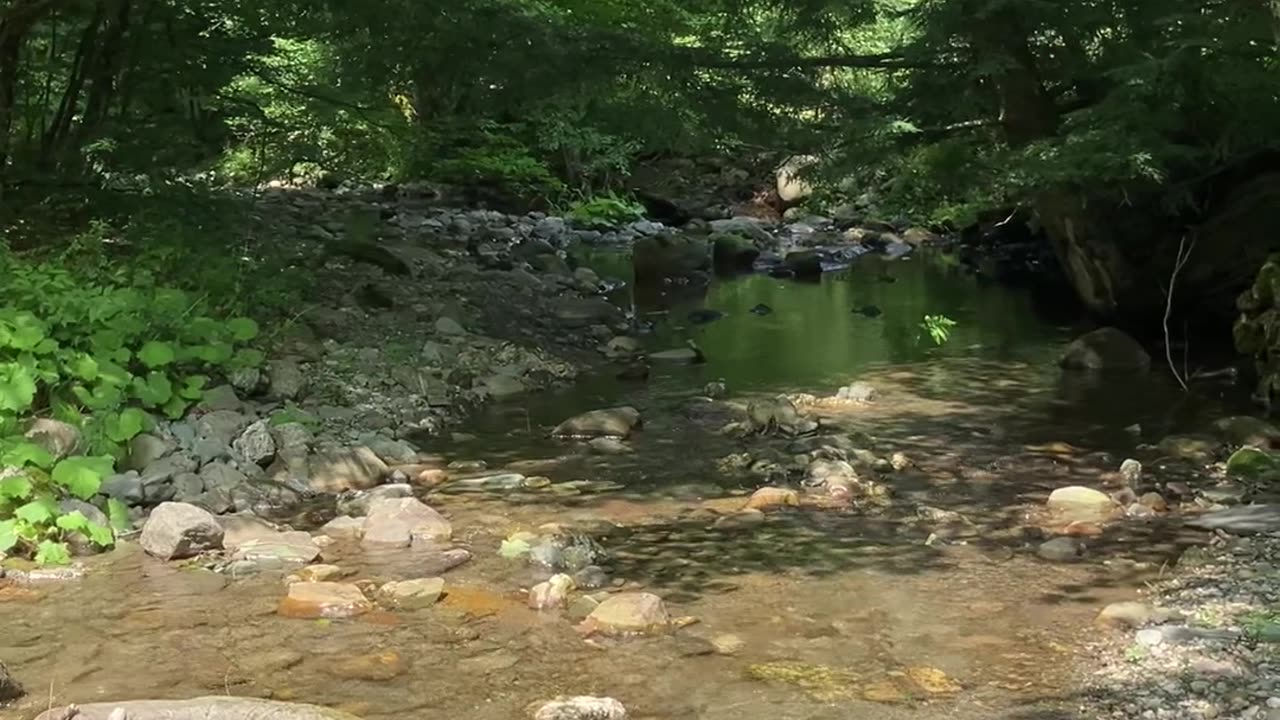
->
[0, 250, 1254, 720]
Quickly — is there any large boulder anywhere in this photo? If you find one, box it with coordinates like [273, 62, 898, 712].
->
[632, 233, 709, 283]
[139, 502, 225, 560]
[553, 407, 641, 439]
[361, 497, 452, 546]
[1059, 328, 1151, 371]
[34, 697, 362, 720]
[776, 155, 817, 203]
[307, 446, 388, 493]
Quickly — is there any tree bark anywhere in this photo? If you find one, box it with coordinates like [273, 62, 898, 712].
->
[966, 2, 1131, 315]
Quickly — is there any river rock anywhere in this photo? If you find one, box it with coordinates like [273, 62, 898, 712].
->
[279, 581, 371, 618]
[633, 233, 709, 282]
[1096, 601, 1162, 628]
[1037, 537, 1085, 562]
[532, 696, 627, 720]
[745, 487, 799, 510]
[1157, 434, 1218, 462]
[528, 573, 575, 610]
[308, 446, 388, 492]
[234, 420, 276, 467]
[321, 515, 365, 539]
[337, 483, 414, 516]
[711, 233, 760, 270]
[23, 418, 83, 461]
[267, 358, 308, 400]
[603, 336, 641, 358]
[379, 577, 445, 609]
[0, 660, 23, 701]
[34, 697, 363, 720]
[483, 373, 527, 399]
[784, 250, 822, 278]
[1214, 415, 1280, 447]
[140, 502, 225, 560]
[232, 531, 323, 567]
[583, 592, 670, 635]
[1059, 327, 1151, 371]
[361, 497, 452, 546]
[120, 433, 173, 472]
[1046, 486, 1118, 521]
[1225, 446, 1280, 479]
[553, 407, 641, 439]
[196, 410, 253, 445]
[200, 461, 248, 493]
[1119, 458, 1142, 485]
[100, 471, 145, 506]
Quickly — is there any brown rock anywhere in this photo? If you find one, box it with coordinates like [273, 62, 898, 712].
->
[329, 651, 406, 682]
[378, 577, 445, 609]
[307, 446, 388, 493]
[278, 582, 371, 619]
[583, 592, 670, 635]
[745, 487, 799, 510]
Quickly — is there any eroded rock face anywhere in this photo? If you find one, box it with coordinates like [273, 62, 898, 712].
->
[1059, 328, 1151, 371]
[34, 698, 362, 720]
[139, 502, 225, 560]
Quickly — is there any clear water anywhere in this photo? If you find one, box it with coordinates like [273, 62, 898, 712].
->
[0, 251, 1250, 720]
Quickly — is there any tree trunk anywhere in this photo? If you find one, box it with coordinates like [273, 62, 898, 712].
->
[967, 2, 1131, 315]
[0, 0, 67, 191]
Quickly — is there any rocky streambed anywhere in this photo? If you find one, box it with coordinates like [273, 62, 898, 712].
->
[2, 189, 1279, 720]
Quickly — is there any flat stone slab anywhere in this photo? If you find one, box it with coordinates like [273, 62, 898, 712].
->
[1186, 504, 1280, 535]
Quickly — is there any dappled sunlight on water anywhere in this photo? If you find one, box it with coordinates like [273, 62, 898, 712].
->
[0, 252, 1252, 719]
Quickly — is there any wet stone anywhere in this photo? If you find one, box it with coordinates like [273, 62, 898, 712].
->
[1037, 537, 1086, 562]
[583, 592, 670, 635]
[278, 581, 372, 619]
[140, 502, 224, 560]
[361, 497, 452, 546]
[378, 577, 445, 609]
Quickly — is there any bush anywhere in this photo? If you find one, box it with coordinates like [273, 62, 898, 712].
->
[565, 192, 646, 227]
[0, 250, 264, 564]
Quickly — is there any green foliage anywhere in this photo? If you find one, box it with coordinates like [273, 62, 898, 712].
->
[0, 250, 264, 564]
[565, 193, 646, 227]
[918, 315, 957, 346]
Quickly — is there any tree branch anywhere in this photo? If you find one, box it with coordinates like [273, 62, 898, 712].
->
[689, 51, 947, 71]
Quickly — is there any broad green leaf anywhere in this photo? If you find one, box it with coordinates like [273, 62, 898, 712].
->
[70, 354, 100, 381]
[0, 519, 17, 552]
[96, 358, 133, 386]
[104, 408, 148, 443]
[106, 498, 131, 531]
[162, 395, 189, 419]
[90, 329, 124, 352]
[186, 317, 222, 342]
[1, 442, 54, 469]
[0, 474, 33, 500]
[138, 341, 176, 368]
[51, 455, 114, 499]
[189, 343, 234, 365]
[14, 496, 58, 525]
[132, 371, 173, 407]
[0, 364, 37, 412]
[7, 313, 47, 351]
[227, 317, 260, 342]
[55, 510, 90, 533]
[73, 382, 123, 411]
[179, 375, 208, 400]
[34, 540, 71, 566]
[230, 348, 265, 369]
[84, 519, 115, 547]
[32, 338, 59, 355]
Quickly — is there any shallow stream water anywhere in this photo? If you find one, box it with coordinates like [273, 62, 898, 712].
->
[0, 251, 1253, 720]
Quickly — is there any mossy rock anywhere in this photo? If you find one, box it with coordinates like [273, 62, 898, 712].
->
[1225, 446, 1280, 480]
[710, 233, 760, 270]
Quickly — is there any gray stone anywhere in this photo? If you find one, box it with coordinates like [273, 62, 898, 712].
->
[139, 502, 225, 560]
[34, 697, 362, 720]
[196, 410, 252, 445]
[482, 373, 526, 399]
[361, 497, 452, 546]
[603, 336, 641, 359]
[199, 384, 244, 412]
[122, 433, 175, 472]
[336, 483, 414, 516]
[1186, 505, 1280, 535]
[321, 515, 365, 540]
[100, 472, 144, 505]
[532, 697, 627, 720]
[140, 452, 198, 492]
[192, 437, 232, 465]
[553, 407, 641, 439]
[1059, 327, 1151, 371]
[23, 418, 83, 461]
[588, 437, 633, 455]
[1037, 537, 1085, 562]
[649, 347, 701, 364]
[585, 593, 670, 635]
[228, 367, 262, 395]
[361, 435, 417, 465]
[171, 472, 206, 502]
[234, 420, 276, 467]
[199, 462, 248, 492]
[0, 659, 23, 701]
[267, 358, 308, 401]
[307, 446, 388, 493]
[435, 316, 466, 336]
[231, 531, 322, 567]
[379, 577, 445, 609]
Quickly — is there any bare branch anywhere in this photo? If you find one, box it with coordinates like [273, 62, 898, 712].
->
[1164, 233, 1197, 392]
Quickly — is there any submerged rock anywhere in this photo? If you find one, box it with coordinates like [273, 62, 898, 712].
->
[1037, 537, 1086, 562]
[279, 581, 372, 619]
[528, 573, 575, 610]
[140, 502, 225, 560]
[1059, 327, 1151, 371]
[582, 592, 670, 635]
[745, 486, 799, 510]
[1045, 486, 1119, 521]
[361, 497, 452, 546]
[1186, 504, 1280, 535]
[34, 697, 362, 720]
[378, 577, 445, 609]
[532, 697, 627, 720]
[1213, 415, 1280, 447]
[1095, 601, 1164, 629]
[553, 407, 641, 439]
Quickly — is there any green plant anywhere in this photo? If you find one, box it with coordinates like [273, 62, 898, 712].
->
[919, 315, 958, 346]
[565, 192, 646, 227]
[0, 252, 264, 564]
[1123, 644, 1149, 663]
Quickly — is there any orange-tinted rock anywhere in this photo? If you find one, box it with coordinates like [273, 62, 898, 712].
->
[278, 582, 371, 619]
[745, 487, 799, 510]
